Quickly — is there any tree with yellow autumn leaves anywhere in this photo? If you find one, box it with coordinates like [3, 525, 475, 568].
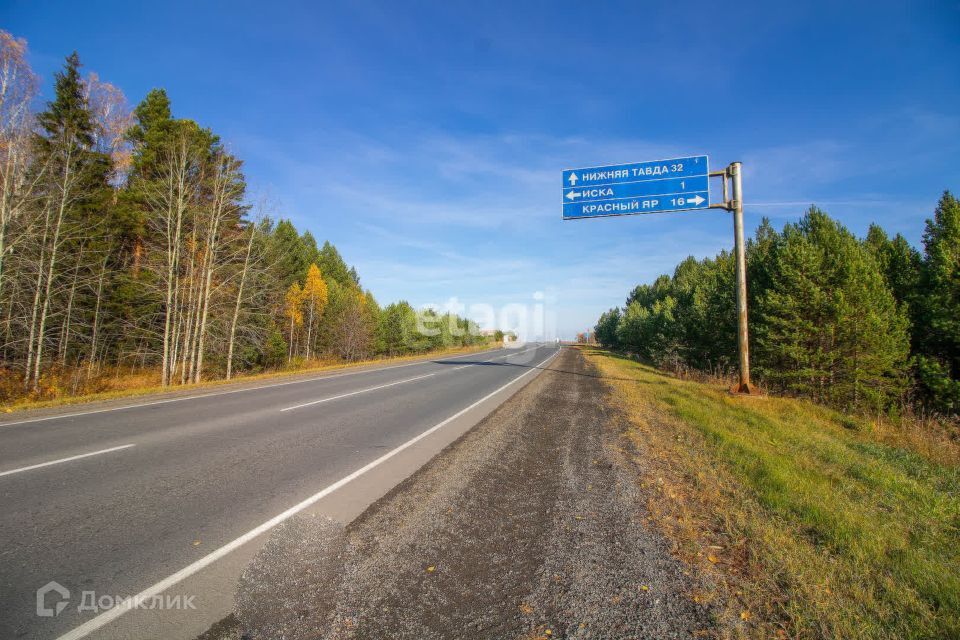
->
[302, 264, 329, 360]
[283, 281, 305, 362]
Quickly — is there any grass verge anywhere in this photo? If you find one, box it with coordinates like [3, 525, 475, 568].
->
[1, 343, 494, 415]
[581, 347, 960, 640]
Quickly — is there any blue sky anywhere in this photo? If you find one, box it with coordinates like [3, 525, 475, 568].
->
[5, 0, 960, 338]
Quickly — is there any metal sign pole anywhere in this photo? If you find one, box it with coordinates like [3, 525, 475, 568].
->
[729, 162, 753, 393]
[708, 161, 754, 393]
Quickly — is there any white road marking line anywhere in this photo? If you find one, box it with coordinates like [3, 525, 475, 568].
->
[0, 444, 135, 478]
[0, 347, 512, 428]
[280, 372, 437, 412]
[494, 346, 538, 359]
[446, 346, 538, 371]
[54, 347, 560, 640]
[280, 347, 539, 413]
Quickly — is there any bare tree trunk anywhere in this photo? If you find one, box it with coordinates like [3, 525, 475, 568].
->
[160, 183, 176, 386]
[158, 143, 190, 387]
[0, 139, 15, 294]
[161, 260, 173, 387]
[59, 257, 81, 363]
[87, 255, 107, 380]
[194, 231, 220, 383]
[188, 264, 204, 382]
[288, 315, 295, 362]
[2, 274, 17, 360]
[171, 292, 183, 383]
[23, 204, 50, 387]
[0, 42, 42, 301]
[181, 238, 197, 385]
[306, 302, 314, 361]
[193, 256, 213, 382]
[191, 207, 221, 384]
[0, 145, 22, 297]
[190, 200, 219, 384]
[195, 154, 242, 383]
[226, 224, 256, 380]
[32, 184, 70, 390]
[190, 261, 209, 382]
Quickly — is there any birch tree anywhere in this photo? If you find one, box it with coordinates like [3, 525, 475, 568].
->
[192, 151, 244, 382]
[84, 72, 133, 189]
[0, 31, 41, 301]
[141, 125, 202, 385]
[226, 219, 258, 379]
[283, 281, 304, 362]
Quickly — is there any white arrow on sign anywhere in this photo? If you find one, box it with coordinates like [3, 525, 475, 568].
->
[565, 190, 581, 201]
[689, 195, 705, 206]
[568, 173, 578, 185]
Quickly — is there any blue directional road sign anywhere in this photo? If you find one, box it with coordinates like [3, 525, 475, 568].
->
[562, 155, 710, 220]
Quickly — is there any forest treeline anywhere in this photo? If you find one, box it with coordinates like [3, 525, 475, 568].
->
[0, 34, 483, 402]
[594, 196, 960, 416]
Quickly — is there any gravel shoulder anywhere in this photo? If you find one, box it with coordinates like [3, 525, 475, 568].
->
[205, 347, 716, 639]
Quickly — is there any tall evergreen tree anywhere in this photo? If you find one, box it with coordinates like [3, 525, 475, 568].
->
[106, 89, 174, 361]
[753, 209, 908, 409]
[594, 308, 621, 348]
[865, 224, 922, 315]
[25, 52, 112, 387]
[317, 240, 352, 287]
[266, 219, 314, 288]
[916, 192, 960, 412]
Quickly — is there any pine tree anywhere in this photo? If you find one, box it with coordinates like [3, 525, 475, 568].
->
[865, 224, 922, 315]
[916, 192, 960, 413]
[380, 301, 414, 356]
[25, 52, 111, 388]
[593, 308, 621, 348]
[316, 240, 352, 287]
[266, 220, 313, 289]
[670, 254, 736, 370]
[755, 208, 909, 409]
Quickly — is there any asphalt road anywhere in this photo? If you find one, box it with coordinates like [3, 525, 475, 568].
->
[0, 343, 560, 640]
